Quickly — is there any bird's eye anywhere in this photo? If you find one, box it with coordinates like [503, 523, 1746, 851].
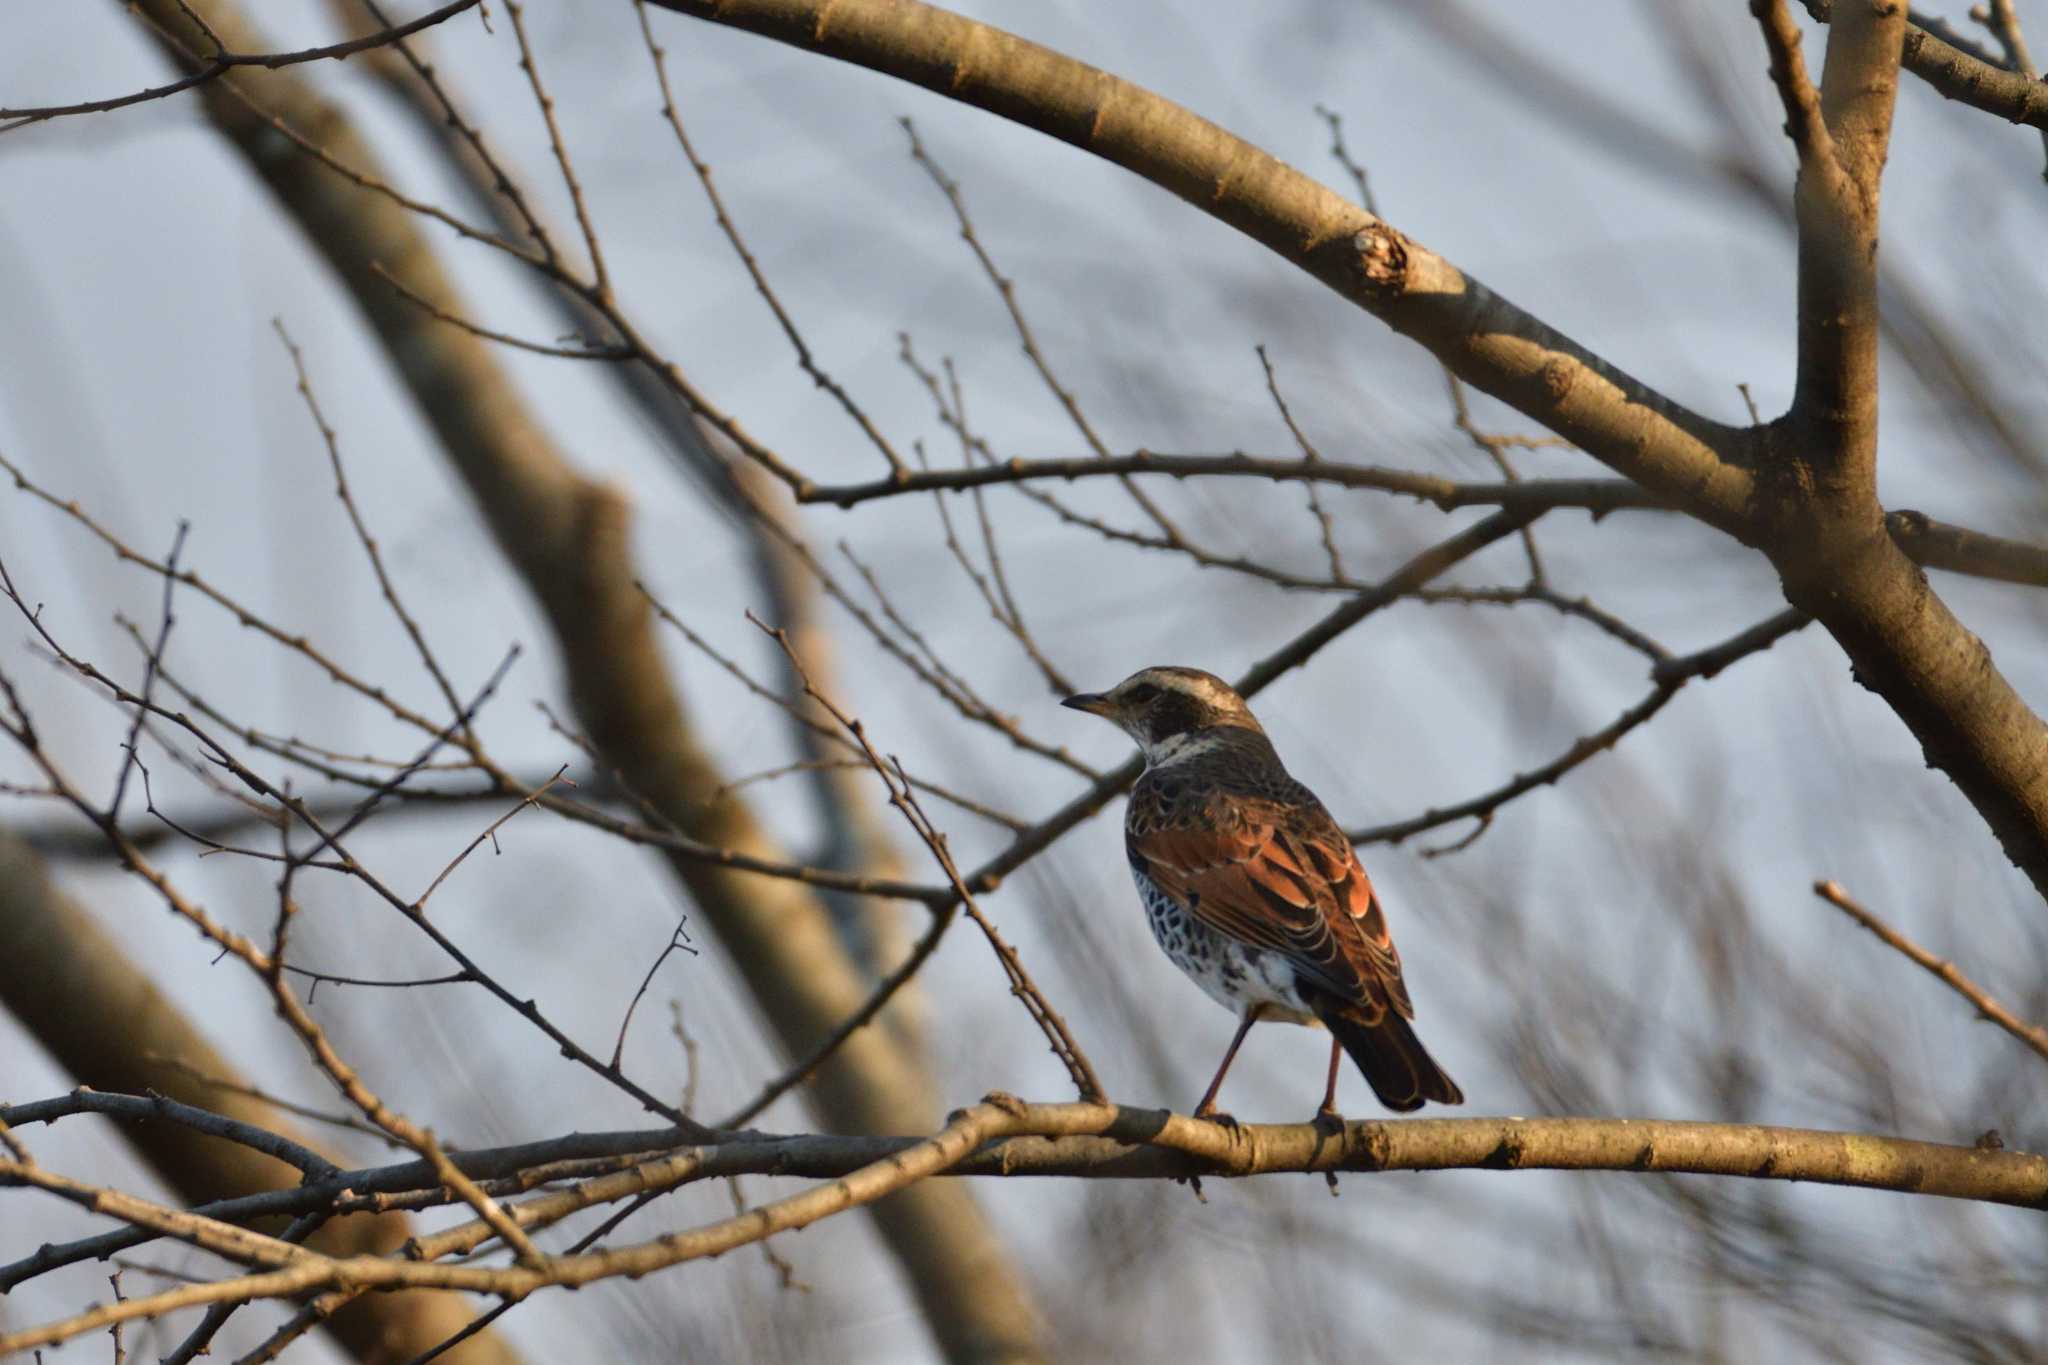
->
[1124, 683, 1159, 703]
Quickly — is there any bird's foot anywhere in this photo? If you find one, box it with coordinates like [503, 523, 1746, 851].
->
[1192, 1106, 1241, 1132]
[1311, 1106, 1346, 1138]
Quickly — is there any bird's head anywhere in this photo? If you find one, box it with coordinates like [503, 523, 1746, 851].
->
[1062, 666, 1263, 764]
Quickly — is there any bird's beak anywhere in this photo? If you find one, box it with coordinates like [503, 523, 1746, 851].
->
[1061, 691, 1114, 717]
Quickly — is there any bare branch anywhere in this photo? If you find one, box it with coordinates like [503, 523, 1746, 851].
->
[1884, 508, 2048, 585]
[1814, 879, 2048, 1065]
[1354, 609, 1811, 848]
[504, 1, 612, 299]
[634, 1, 909, 476]
[0, 0, 484, 131]
[6, 1097, 2045, 1354]
[1755, 0, 1844, 184]
[1802, 0, 2048, 134]
[752, 614, 1106, 1101]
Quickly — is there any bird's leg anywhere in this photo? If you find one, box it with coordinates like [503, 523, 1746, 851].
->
[1192, 1004, 1264, 1128]
[1314, 1036, 1345, 1133]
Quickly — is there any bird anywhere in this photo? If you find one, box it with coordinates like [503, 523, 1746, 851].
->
[1062, 666, 1462, 1120]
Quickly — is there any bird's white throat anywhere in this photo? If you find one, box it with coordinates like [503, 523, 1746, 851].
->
[1139, 729, 1228, 768]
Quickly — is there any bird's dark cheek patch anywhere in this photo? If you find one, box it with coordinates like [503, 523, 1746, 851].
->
[1145, 695, 1201, 745]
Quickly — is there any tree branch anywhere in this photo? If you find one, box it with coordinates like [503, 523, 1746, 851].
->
[1803, 0, 2048, 133]
[802, 454, 2048, 588]
[1786, 0, 1903, 484]
[0, 830, 517, 1362]
[0, 0, 483, 130]
[5, 1096, 2044, 1353]
[1814, 879, 2048, 1065]
[1883, 508, 2048, 586]
[1352, 607, 1811, 848]
[641, 0, 2048, 907]
[644, 0, 1759, 538]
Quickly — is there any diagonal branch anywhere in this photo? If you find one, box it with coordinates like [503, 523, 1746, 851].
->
[1353, 608, 1810, 849]
[0, 0, 483, 130]
[644, 0, 1758, 537]
[1802, 0, 2048, 133]
[643, 0, 2048, 909]
[957, 507, 1545, 897]
[1814, 879, 2048, 1066]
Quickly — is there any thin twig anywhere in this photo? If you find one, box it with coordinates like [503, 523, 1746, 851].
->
[276, 320, 475, 737]
[1256, 344, 1352, 584]
[1813, 879, 2048, 1065]
[504, 1, 612, 298]
[718, 904, 957, 1128]
[1351, 608, 1810, 849]
[0, 0, 484, 131]
[108, 522, 188, 822]
[751, 615, 1106, 1101]
[634, 1, 908, 475]
[610, 923, 699, 1069]
[900, 117, 1188, 541]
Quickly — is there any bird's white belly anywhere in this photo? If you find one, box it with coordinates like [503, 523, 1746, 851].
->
[1131, 868, 1318, 1026]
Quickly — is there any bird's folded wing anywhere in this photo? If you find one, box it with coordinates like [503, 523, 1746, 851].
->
[1129, 800, 1413, 1019]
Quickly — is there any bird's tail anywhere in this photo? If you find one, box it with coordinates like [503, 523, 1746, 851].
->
[1312, 998, 1463, 1112]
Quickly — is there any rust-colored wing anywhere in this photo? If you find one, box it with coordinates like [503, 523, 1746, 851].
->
[1127, 795, 1413, 1023]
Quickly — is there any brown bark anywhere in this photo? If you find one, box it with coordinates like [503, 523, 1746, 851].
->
[1803, 0, 2048, 131]
[10, 1097, 2044, 1356]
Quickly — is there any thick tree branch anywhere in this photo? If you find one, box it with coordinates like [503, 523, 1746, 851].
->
[16, 1092, 2047, 1289]
[1804, 0, 2048, 132]
[1781, 0, 1902, 487]
[5, 1095, 2044, 1352]
[646, 0, 2048, 907]
[645, 0, 1759, 538]
[1743, 8, 2048, 906]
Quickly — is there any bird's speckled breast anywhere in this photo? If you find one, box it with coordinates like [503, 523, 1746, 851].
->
[1128, 864, 1317, 1025]
[1123, 725, 1326, 1026]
